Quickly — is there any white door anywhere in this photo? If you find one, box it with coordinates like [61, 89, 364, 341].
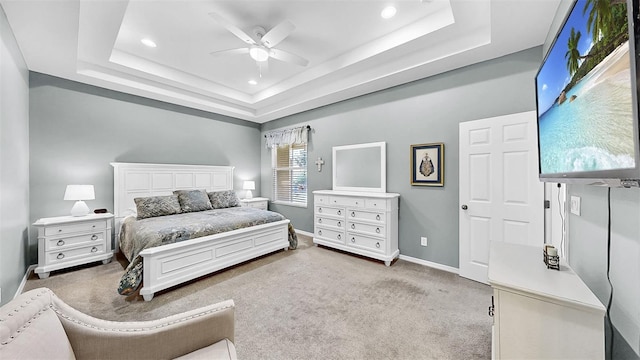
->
[459, 111, 544, 284]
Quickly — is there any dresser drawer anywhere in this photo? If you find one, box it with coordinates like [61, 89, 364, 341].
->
[315, 227, 344, 244]
[364, 198, 389, 210]
[329, 196, 364, 207]
[315, 216, 345, 229]
[348, 209, 384, 223]
[315, 205, 345, 217]
[46, 244, 105, 264]
[346, 233, 385, 253]
[347, 222, 384, 237]
[45, 231, 104, 251]
[314, 195, 329, 205]
[44, 220, 106, 236]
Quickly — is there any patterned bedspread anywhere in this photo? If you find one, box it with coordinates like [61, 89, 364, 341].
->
[118, 207, 296, 295]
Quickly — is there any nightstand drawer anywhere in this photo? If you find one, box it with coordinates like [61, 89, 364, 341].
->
[44, 220, 106, 236]
[45, 231, 104, 251]
[246, 202, 267, 210]
[47, 244, 105, 264]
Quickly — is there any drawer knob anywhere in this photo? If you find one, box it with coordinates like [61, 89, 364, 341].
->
[337, 210, 342, 215]
[337, 234, 342, 240]
[351, 224, 355, 229]
[91, 246, 98, 253]
[56, 240, 65, 246]
[57, 253, 65, 259]
[376, 242, 380, 248]
[318, 208, 323, 213]
[318, 218, 322, 223]
[337, 221, 341, 227]
[351, 211, 355, 217]
[92, 225, 96, 228]
[351, 237, 356, 243]
[376, 228, 381, 233]
[318, 230, 322, 236]
[376, 214, 381, 221]
[91, 234, 98, 241]
[58, 229, 63, 233]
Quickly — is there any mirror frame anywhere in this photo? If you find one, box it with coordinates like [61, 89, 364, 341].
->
[332, 141, 386, 193]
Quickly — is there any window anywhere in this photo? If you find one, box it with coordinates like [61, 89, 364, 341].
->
[272, 143, 307, 206]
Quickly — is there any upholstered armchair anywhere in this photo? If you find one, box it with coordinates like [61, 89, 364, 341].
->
[0, 288, 236, 359]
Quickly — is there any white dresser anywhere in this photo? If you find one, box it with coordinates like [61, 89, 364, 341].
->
[313, 190, 399, 266]
[488, 242, 605, 359]
[33, 213, 114, 278]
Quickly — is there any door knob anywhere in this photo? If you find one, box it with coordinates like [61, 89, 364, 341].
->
[461, 205, 468, 210]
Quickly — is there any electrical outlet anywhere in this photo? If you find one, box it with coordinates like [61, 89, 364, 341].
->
[420, 236, 428, 247]
[570, 196, 581, 216]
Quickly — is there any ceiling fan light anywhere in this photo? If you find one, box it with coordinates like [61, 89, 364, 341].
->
[249, 46, 269, 62]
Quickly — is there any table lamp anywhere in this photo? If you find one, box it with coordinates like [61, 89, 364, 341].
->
[64, 185, 95, 216]
[243, 181, 255, 199]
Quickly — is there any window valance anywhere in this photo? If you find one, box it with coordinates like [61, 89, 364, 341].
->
[264, 125, 310, 149]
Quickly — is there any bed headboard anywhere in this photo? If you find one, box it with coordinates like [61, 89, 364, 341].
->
[111, 162, 234, 223]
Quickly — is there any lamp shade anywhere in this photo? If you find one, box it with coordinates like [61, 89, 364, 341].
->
[243, 181, 256, 190]
[64, 185, 95, 200]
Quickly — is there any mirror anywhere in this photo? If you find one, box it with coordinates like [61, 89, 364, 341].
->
[333, 142, 386, 193]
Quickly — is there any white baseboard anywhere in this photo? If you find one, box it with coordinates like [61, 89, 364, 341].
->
[294, 229, 313, 238]
[399, 254, 459, 274]
[15, 265, 36, 299]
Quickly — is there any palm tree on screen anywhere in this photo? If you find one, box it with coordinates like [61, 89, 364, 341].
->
[565, 28, 582, 76]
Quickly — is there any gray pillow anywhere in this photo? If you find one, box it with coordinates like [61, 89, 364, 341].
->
[208, 190, 240, 209]
[174, 189, 213, 213]
[134, 195, 181, 219]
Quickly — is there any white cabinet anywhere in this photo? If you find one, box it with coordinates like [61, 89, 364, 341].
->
[239, 197, 268, 210]
[313, 190, 399, 266]
[33, 213, 114, 279]
[488, 242, 605, 359]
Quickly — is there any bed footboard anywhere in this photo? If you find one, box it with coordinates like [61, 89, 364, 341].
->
[139, 220, 290, 301]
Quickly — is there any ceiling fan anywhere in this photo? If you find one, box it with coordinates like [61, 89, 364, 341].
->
[209, 13, 309, 72]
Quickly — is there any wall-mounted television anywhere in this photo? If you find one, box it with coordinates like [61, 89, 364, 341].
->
[535, 0, 640, 187]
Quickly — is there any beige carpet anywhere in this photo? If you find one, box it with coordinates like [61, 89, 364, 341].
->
[24, 235, 492, 359]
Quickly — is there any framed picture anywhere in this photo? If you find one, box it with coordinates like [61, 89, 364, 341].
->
[410, 143, 444, 186]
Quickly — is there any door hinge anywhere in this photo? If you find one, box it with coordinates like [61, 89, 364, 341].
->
[544, 200, 550, 209]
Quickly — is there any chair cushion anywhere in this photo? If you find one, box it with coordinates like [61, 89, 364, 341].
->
[174, 339, 237, 360]
[0, 288, 75, 359]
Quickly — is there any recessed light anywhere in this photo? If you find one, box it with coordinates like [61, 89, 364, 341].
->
[141, 38, 157, 48]
[381, 6, 397, 19]
[248, 80, 258, 85]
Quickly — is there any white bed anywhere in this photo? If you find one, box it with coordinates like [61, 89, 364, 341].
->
[111, 162, 290, 301]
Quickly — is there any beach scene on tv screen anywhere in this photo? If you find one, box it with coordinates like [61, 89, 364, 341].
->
[537, 0, 636, 175]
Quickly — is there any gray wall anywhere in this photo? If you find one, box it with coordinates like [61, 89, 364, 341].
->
[568, 186, 639, 358]
[260, 46, 542, 268]
[29, 73, 262, 261]
[0, 5, 30, 305]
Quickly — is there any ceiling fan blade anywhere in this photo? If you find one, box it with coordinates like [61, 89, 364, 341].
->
[209, 48, 249, 57]
[269, 48, 309, 67]
[260, 20, 295, 48]
[209, 12, 256, 45]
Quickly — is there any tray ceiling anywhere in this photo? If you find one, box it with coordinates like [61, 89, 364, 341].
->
[1, 0, 560, 123]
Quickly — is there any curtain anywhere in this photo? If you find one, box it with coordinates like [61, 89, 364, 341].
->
[265, 126, 309, 149]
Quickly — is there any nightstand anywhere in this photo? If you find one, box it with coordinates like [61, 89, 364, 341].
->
[239, 197, 269, 210]
[33, 213, 114, 279]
